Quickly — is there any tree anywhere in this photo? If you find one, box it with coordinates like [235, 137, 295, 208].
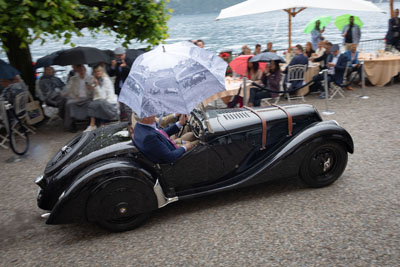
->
[0, 0, 171, 95]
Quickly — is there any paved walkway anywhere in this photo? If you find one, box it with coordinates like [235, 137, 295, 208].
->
[0, 85, 399, 266]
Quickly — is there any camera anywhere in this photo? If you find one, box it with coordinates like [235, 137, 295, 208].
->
[115, 58, 122, 64]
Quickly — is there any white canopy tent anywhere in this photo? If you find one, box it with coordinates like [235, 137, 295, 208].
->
[216, 0, 384, 51]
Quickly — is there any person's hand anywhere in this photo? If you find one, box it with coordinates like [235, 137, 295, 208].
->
[178, 114, 188, 126]
[184, 142, 192, 151]
[120, 59, 127, 68]
[328, 62, 336, 67]
[93, 78, 99, 86]
[111, 60, 117, 68]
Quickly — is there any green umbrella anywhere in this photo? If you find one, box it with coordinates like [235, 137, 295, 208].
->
[304, 16, 332, 34]
[334, 14, 363, 31]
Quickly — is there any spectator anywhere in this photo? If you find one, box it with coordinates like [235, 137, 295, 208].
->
[283, 44, 308, 95]
[263, 42, 276, 53]
[254, 44, 262, 55]
[304, 42, 315, 58]
[342, 16, 361, 50]
[244, 58, 262, 82]
[195, 40, 205, 48]
[63, 65, 94, 131]
[38, 66, 66, 117]
[85, 66, 119, 132]
[109, 47, 133, 121]
[239, 45, 251, 55]
[311, 20, 325, 50]
[385, 9, 400, 51]
[312, 41, 333, 70]
[0, 76, 28, 111]
[313, 41, 326, 58]
[248, 60, 282, 107]
[344, 43, 362, 90]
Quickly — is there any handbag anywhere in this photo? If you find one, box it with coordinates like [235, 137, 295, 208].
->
[25, 92, 44, 125]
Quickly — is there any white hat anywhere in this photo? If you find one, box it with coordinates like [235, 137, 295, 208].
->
[114, 47, 126, 55]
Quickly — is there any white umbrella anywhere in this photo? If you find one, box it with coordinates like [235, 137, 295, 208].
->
[119, 42, 227, 118]
[216, 0, 384, 51]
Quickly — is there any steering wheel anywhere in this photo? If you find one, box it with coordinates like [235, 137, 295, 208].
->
[189, 114, 202, 139]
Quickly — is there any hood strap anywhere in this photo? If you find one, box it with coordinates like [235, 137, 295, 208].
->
[243, 106, 267, 150]
[272, 104, 293, 136]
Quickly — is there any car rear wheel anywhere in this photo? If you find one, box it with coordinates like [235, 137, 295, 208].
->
[300, 141, 348, 188]
[87, 177, 157, 232]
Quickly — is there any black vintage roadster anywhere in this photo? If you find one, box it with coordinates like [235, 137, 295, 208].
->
[35, 104, 353, 232]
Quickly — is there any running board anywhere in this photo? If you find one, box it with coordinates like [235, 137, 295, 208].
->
[153, 179, 178, 208]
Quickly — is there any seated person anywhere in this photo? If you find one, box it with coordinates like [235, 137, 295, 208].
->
[244, 59, 263, 81]
[248, 60, 282, 107]
[38, 66, 67, 117]
[312, 44, 348, 98]
[304, 42, 315, 58]
[312, 41, 326, 58]
[85, 66, 119, 131]
[133, 114, 196, 163]
[344, 43, 362, 90]
[283, 44, 308, 95]
[254, 44, 262, 55]
[62, 65, 94, 131]
[0, 76, 28, 108]
[312, 41, 332, 70]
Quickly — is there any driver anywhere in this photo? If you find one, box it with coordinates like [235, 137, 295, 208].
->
[133, 114, 196, 163]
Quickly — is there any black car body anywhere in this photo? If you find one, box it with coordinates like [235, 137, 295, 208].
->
[35, 104, 353, 231]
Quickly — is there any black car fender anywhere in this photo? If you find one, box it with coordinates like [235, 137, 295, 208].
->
[46, 158, 157, 225]
[239, 120, 354, 187]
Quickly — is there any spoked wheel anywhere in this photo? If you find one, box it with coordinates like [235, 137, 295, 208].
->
[9, 121, 29, 155]
[87, 177, 157, 232]
[300, 141, 348, 188]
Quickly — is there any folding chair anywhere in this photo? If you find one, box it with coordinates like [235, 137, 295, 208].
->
[0, 98, 9, 149]
[328, 64, 349, 99]
[12, 91, 34, 135]
[286, 64, 307, 102]
[260, 87, 282, 106]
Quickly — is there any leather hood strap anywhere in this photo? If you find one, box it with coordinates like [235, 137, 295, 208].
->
[243, 106, 267, 150]
[272, 104, 293, 136]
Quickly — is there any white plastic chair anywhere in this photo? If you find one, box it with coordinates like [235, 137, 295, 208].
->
[286, 64, 307, 102]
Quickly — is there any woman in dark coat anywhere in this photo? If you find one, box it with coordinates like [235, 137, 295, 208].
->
[248, 60, 282, 107]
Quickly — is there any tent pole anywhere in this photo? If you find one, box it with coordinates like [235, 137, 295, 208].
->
[390, 0, 394, 18]
[288, 9, 292, 53]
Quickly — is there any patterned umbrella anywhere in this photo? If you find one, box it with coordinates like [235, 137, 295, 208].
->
[119, 42, 228, 118]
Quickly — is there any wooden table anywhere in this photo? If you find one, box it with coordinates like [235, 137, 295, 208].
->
[359, 53, 400, 87]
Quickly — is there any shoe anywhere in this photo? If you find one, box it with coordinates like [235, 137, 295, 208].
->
[319, 93, 326, 99]
[84, 125, 97, 132]
[347, 86, 354, 90]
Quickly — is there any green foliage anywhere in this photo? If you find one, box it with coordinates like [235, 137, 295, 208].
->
[0, 0, 83, 48]
[0, 0, 171, 49]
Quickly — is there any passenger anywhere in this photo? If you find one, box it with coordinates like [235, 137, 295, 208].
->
[239, 45, 251, 55]
[133, 114, 195, 163]
[84, 66, 119, 132]
[248, 60, 282, 107]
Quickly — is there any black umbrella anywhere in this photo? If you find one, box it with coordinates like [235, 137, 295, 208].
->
[249, 52, 286, 63]
[34, 50, 64, 69]
[53, 46, 110, 66]
[0, 59, 20, 79]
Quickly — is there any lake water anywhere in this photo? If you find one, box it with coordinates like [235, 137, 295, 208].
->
[0, 3, 394, 62]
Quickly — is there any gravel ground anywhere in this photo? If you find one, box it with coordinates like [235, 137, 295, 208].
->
[0, 85, 399, 266]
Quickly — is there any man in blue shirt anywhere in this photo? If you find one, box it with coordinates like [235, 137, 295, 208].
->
[284, 44, 308, 95]
[344, 43, 361, 90]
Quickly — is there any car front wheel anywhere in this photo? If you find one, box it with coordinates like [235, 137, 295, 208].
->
[300, 141, 348, 188]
